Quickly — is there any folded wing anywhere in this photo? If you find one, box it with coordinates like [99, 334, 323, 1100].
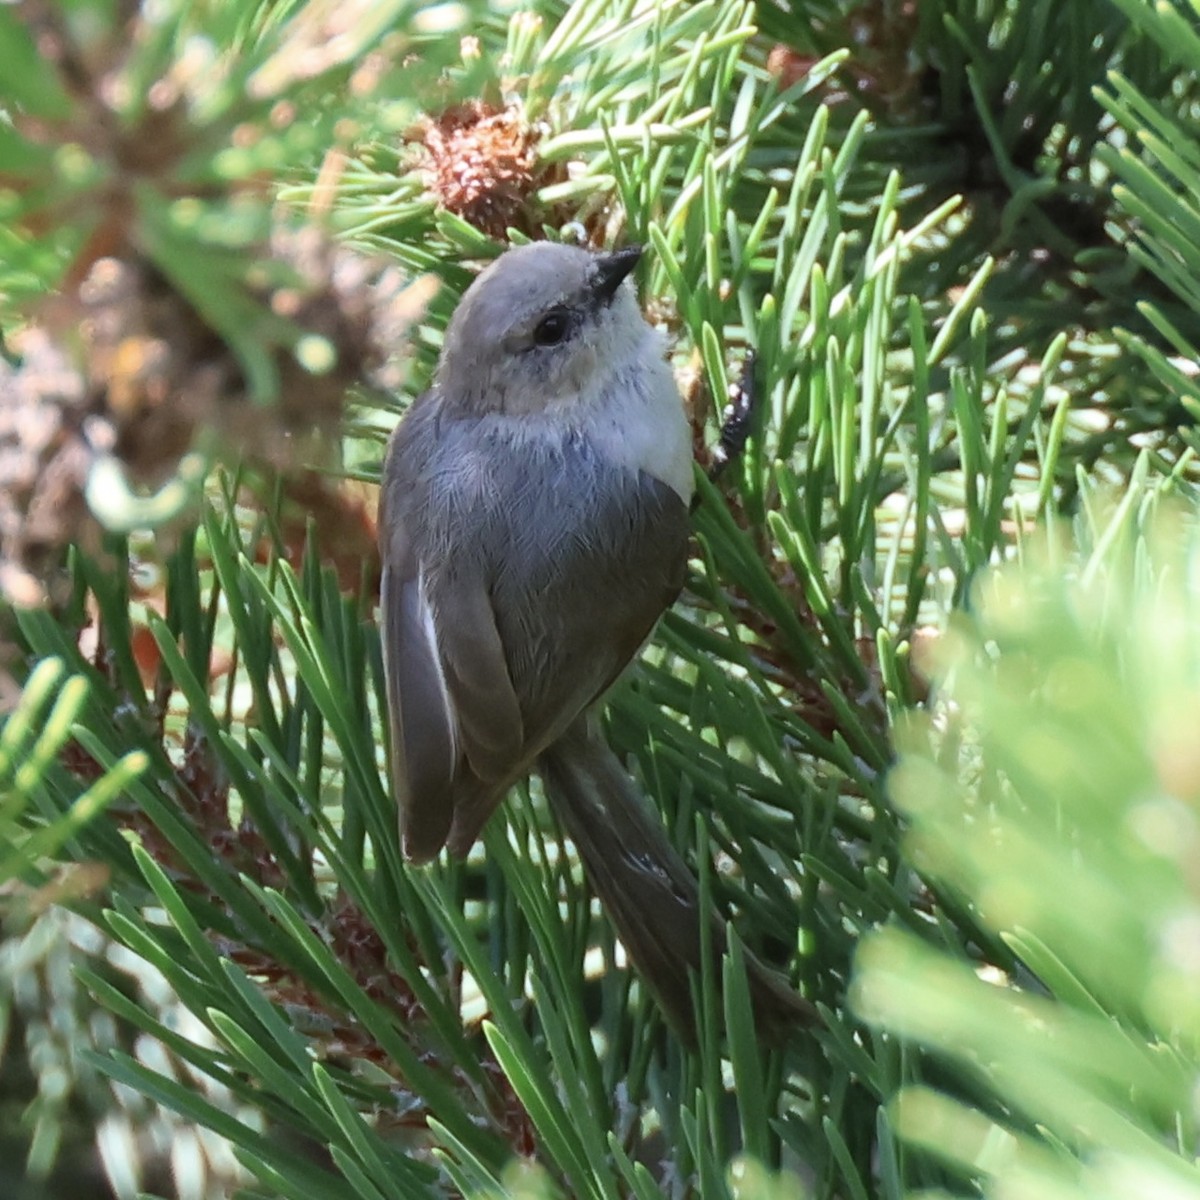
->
[381, 544, 525, 863]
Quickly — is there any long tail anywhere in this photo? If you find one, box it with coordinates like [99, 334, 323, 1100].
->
[538, 719, 817, 1044]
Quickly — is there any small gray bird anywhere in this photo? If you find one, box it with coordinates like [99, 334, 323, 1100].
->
[379, 241, 812, 1038]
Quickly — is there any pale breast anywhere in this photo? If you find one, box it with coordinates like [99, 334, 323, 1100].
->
[570, 344, 694, 506]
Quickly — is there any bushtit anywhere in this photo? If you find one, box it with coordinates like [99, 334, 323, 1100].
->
[379, 241, 812, 1039]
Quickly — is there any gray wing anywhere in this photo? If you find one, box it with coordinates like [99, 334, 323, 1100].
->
[380, 548, 526, 862]
[379, 408, 525, 864]
[380, 559, 455, 862]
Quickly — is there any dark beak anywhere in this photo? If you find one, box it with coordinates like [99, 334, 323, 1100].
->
[591, 244, 642, 302]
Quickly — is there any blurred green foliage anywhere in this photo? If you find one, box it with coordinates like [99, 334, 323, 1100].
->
[857, 487, 1200, 1197]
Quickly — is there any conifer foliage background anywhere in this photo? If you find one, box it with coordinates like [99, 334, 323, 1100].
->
[2, 0, 1200, 1197]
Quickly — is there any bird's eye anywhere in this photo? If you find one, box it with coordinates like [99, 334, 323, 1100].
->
[532, 309, 571, 347]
